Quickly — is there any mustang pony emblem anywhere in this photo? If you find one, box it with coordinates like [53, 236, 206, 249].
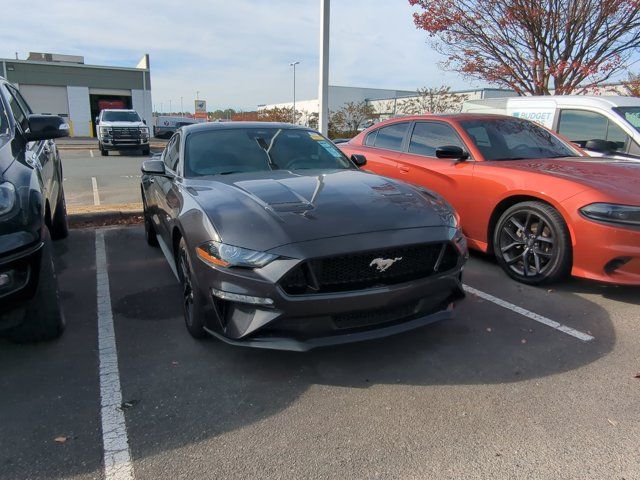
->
[369, 257, 403, 272]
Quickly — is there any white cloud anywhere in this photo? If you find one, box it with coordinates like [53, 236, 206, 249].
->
[0, 0, 486, 110]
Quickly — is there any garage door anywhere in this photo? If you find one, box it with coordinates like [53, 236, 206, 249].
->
[18, 85, 69, 117]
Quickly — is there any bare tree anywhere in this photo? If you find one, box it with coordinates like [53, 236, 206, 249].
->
[399, 86, 468, 114]
[332, 101, 376, 132]
[410, 0, 640, 94]
[623, 72, 640, 97]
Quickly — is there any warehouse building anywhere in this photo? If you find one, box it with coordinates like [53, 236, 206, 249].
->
[0, 52, 152, 137]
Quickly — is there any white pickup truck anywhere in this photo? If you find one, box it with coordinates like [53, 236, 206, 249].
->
[96, 109, 150, 156]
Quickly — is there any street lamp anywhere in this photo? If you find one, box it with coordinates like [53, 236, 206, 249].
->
[180, 96, 184, 116]
[289, 61, 300, 124]
[169, 99, 172, 114]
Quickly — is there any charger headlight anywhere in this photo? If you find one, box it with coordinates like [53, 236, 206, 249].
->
[580, 203, 640, 226]
[0, 182, 16, 216]
[196, 241, 278, 268]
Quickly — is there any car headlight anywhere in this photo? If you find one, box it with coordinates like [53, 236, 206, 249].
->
[580, 203, 640, 226]
[196, 241, 278, 268]
[99, 127, 112, 135]
[0, 182, 16, 216]
[139, 127, 149, 136]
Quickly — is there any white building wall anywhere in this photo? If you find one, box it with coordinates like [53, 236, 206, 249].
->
[132, 89, 153, 127]
[67, 86, 91, 137]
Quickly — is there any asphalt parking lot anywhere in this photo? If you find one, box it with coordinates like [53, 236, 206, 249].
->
[62, 148, 163, 209]
[1, 226, 638, 479]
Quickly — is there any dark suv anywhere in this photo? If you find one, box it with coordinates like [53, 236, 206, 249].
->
[0, 77, 70, 342]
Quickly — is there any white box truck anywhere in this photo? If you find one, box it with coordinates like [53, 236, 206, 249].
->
[462, 96, 640, 161]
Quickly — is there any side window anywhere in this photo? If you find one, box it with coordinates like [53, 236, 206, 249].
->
[364, 130, 377, 146]
[5, 85, 30, 132]
[164, 134, 180, 171]
[558, 109, 628, 151]
[408, 122, 465, 157]
[373, 122, 410, 151]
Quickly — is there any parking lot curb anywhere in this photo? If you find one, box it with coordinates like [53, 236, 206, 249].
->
[68, 209, 143, 228]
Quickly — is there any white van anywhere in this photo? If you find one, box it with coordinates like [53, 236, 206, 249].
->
[462, 96, 640, 160]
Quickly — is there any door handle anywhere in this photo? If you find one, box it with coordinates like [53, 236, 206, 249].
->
[398, 166, 410, 174]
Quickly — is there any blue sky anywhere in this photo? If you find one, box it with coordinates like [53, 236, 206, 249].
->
[1, 1, 486, 111]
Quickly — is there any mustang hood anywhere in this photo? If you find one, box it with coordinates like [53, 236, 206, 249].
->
[499, 157, 640, 202]
[186, 170, 452, 251]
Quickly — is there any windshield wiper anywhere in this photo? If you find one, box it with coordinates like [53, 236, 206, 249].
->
[255, 135, 279, 170]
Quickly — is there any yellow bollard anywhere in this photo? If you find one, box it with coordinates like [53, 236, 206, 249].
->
[68, 120, 74, 137]
[89, 121, 94, 138]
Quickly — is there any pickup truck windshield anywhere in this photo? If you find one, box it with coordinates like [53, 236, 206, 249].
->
[185, 128, 353, 177]
[614, 107, 640, 133]
[102, 111, 141, 122]
[459, 118, 579, 161]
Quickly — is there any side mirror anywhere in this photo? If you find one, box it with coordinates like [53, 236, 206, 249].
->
[435, 145, 469, 161]
[584, 139, 617, 153]
[143, 119, 147, 125]
[24, 115, 70, 142]
[95, 116, 99, 125]
[351, 154, 367, 167]
[141, 159, 166, 175]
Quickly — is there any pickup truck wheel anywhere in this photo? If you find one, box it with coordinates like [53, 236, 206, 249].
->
[100, 144, 108, 156]
[50, 187, 69, 240]
[5, 228, 65, 343]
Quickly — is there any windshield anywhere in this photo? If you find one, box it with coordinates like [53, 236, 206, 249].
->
[614, 107, 640, 133]
[459, 118, 580, 161]
[0, 96, 9, 149]
[102, 111, 141, 122]
[184, 128, 353, 177]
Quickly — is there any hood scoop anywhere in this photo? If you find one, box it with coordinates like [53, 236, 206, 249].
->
[233, 178, 315, 213]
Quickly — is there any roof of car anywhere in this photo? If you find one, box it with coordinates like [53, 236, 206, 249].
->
[377, 113, 516, 123]
[180, 121, 312, 133]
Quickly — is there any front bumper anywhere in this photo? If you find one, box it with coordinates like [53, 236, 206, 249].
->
[99, 137, 149, 150]
[561, 193, 640, 285]
[0, 241, 43, 328]
[191, 227, 466, 351]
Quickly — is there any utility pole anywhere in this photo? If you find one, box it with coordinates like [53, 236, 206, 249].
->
[180, 96, 184, 116]
[318, 0, 330, 135]
[169, 99, 172, 114]
[290, 61, 300, 124]
[160, 102, 163, 114]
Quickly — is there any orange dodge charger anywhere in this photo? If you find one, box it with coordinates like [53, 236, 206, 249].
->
[340, 114, 640, 285]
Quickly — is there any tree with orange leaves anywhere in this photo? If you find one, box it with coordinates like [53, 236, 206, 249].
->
[410, 0, 640, 95]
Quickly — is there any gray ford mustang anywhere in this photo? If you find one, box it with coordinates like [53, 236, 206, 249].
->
[141, 122, 467, 351]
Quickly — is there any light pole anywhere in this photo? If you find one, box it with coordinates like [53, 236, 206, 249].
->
[169, 99, 172, 114]
[180, 96, 184, 116]
[196, 91, 200, 100]
[318, 0, 330, 135]
[289, 61, 300, 124]
[160, 101, 163, 114]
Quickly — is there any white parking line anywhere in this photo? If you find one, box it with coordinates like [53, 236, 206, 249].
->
[92, 177, 101, 206]
[96, 231, 135, 480]
[463, 284, 594, 342]
[90, 149, 94, 158]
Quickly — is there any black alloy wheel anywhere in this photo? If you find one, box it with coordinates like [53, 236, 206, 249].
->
[177, 238, 207, 338]
[493, 201, 571, 285]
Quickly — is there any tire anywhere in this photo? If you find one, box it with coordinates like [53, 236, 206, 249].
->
[99, 144, 108, 156]
[6, 228, 65, 342]
[50, 186, 69, 240]
[142, 147, 150, 156]
[142, 196, 159, 247]
[493, 201, 571, 285]
[177, 238, 208, 339]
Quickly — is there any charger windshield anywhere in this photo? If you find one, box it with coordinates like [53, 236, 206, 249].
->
[460, 118, 579, 161]
[185, 128, 353, 177]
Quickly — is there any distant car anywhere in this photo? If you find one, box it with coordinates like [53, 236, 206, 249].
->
[0, 76, 69, 342]
[463, 95, 640, 161]
[153, 115, 202, 139]
[340, 114, 640, 285]
[140, 122, 467, 351]
[97, 109, 150, 156]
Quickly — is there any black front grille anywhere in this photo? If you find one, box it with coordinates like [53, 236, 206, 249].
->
[112, 127, 141, 139]
[280, 242, 459, 295]
[333, 302, 419, 329]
